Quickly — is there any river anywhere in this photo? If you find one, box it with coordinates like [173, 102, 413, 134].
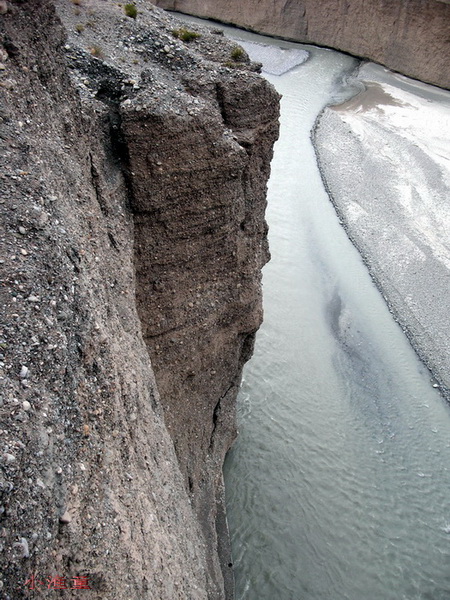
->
[174, 14, 450, 600]
[213, 29, 450, 600]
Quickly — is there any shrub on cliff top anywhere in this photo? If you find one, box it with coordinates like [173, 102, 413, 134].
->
[172, 27, 201, 42]
[230, 46, 245, 62]
[90, 45, 103, 58]
[124, 3, 137, 18]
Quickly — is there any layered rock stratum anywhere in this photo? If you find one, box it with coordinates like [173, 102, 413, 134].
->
[0, 1, 279, 598]
[150, 0, 450, 90]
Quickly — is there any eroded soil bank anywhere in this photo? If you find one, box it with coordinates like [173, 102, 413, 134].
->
[0, 1, 278, 597]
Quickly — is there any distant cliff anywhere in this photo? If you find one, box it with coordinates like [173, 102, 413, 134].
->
[150, 0, 450, 89]
[0, 1, 278, 598]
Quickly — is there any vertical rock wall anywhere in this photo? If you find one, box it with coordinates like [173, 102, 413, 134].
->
[150, 0, 450, 89]
[126, 67, 279, 596]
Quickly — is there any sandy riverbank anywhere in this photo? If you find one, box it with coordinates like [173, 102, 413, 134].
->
[314, 63, 450, 399]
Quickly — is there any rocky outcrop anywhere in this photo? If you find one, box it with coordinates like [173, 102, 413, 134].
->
[150, 0, 450, 89]
[128, 61, 278, 593]
[0, 1, 278, 598]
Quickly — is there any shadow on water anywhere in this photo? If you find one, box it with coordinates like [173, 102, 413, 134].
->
[326, 286, 401, 441]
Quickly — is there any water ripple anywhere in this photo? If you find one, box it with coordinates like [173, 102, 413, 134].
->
[222, 31, 450, 600]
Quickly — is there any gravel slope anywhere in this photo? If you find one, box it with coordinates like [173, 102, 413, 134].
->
[314, 64, 450, 399]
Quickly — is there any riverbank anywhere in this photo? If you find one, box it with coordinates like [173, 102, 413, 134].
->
[313, 63, 450, 400]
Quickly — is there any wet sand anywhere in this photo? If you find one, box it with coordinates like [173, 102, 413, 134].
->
[314, 64, 450, 399]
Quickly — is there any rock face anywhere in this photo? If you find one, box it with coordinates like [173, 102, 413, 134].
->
[151, 0, 450, 89]
[128, 63, 278, 594]
[0, 1, 279, 598]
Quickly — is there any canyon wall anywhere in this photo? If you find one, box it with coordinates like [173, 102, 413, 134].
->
[0, 1, 278, 598]
[150, 0, 450, 89]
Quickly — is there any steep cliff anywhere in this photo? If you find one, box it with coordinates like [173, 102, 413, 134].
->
[150, 0, 450, 89]
[0, 1, 279, 598]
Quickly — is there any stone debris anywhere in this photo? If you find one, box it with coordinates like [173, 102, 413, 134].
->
[2, 453, 16, 464]
[13, 537, 29, 559]
[59, 510, 72, 524]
